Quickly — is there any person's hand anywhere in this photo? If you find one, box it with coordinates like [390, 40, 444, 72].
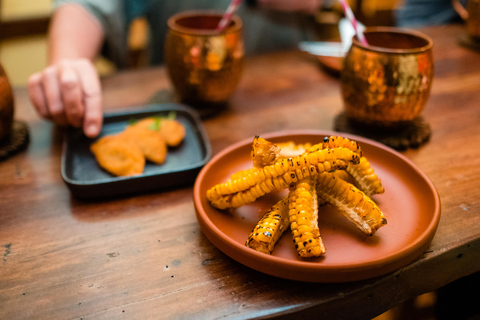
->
[28, 58, 103, 138]
[256, 0, 323, 14]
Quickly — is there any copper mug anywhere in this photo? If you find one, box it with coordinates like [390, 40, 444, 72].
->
[165, 11, 244, 107]
[0, 63, 14, 141]
[340, 27, 434, 127]
[453, 0, 480, 40]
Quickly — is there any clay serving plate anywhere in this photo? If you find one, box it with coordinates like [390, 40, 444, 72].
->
[193, 130, 441, 282]
[62, 103, 211, 199]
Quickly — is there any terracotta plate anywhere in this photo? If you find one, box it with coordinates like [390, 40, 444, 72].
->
[193, 130, 441, 282]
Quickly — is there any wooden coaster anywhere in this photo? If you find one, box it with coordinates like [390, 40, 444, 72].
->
[333, 112, 431, 151]
[459, 33, 480, 53]
[0, 121, 30, 161]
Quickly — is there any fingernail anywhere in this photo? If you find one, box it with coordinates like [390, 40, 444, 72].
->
[85, 124, 98, 137]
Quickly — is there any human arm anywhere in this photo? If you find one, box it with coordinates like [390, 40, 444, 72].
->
[28, 3, 105, 137]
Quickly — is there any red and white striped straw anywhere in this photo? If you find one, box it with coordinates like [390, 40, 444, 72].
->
[216, 0, 242, 32]
[339, 0, 368, 46]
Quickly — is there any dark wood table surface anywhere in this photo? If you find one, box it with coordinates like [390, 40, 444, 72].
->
[1, 24, 480, 319]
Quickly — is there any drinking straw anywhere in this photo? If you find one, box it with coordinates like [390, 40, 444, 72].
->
[216, 0, 242, 32]
[339, 0, 368, 46]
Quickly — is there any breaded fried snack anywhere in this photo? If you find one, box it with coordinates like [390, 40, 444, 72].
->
[133, 117, 185, 147]
[90, 135, 145, 176]
[158, 119, 185, 147]
[121, 125, 168, 164]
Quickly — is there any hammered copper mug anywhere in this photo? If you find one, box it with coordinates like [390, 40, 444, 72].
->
[0, 63, 14, 142]
[453, 0, 480, 40]
[340, 27, 434, 127]
[164, 11, 244, 107]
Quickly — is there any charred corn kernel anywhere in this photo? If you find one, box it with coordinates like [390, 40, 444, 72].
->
[301, 166, 310, 178]
[263, 165, 277, 179]
[295, 168, 304, 180]
[272, 177, 284, 190]
[316, 172, 387, 236]
[258, 181, 269, 194]
[323, 161, 332, 172]
[346, 156, 385, 196]
[332, 169, 352, 182]
[249, 185, 261, 199]
[254, 184, 266, 197]
[230, 190, 256, 208]
[209, 195, 232, 209]
[274, 162, 285, 176]
[245, 197, 290, 254]
[284, 171, 298, 184]
[293, 157, 303, 169]
[279, 159, 289, 172]
[288, 178, 326, 257]
[238, 177, 247, 190]
[265, 178, 275, 191]
[251, 136, 280, 168]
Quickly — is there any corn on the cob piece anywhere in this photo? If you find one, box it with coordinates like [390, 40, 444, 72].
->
[251, 135, 280, 168]
[208, 136, 362, 199]
[207, 147, 360, 201]
[346, 156, 384, 196]
[288, 177, 325, 257]
[245, 197, 290, 254]
[316, 172, 387, 236]
[207, 152, 358, 209]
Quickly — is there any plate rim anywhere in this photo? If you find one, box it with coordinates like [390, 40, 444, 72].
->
[193, 129, 441, 282]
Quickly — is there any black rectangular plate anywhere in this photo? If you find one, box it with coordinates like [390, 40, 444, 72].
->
[61, 103, 211, 199]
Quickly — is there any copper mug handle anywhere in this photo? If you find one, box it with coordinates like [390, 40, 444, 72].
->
[452, 0, 469, 20]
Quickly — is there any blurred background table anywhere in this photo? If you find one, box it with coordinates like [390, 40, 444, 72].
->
[1, 24, 480, 319]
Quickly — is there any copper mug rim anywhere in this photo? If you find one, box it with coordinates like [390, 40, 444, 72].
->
[167, 10, 242, 36]
[351, 27, 433, 55]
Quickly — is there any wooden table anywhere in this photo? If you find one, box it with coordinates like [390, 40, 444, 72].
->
[1, 24, 479, 319]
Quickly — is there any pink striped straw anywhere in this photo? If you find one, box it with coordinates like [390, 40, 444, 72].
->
[339, 0, 368, 46]
[216, 0, 242, 32]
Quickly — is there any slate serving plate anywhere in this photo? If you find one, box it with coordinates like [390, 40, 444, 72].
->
[62, 103, 211, 199]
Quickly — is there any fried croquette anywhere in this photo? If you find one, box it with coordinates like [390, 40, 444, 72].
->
[120, 125, 168, 164]
[133, 117, 185, 147]
[158, 119, 185, 147]
[90, 135, 145, 176]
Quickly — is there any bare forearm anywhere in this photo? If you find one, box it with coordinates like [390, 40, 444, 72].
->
[48, 4, 105, 64]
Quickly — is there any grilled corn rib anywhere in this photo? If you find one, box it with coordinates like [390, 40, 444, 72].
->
[208, 136, 363, 198]
[207, 147, 360, 209]
[245, 197, 290, 254]
[346, 156, 384, 196]
[316, 172, 387, 236]
[288, 177, 325, 257]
